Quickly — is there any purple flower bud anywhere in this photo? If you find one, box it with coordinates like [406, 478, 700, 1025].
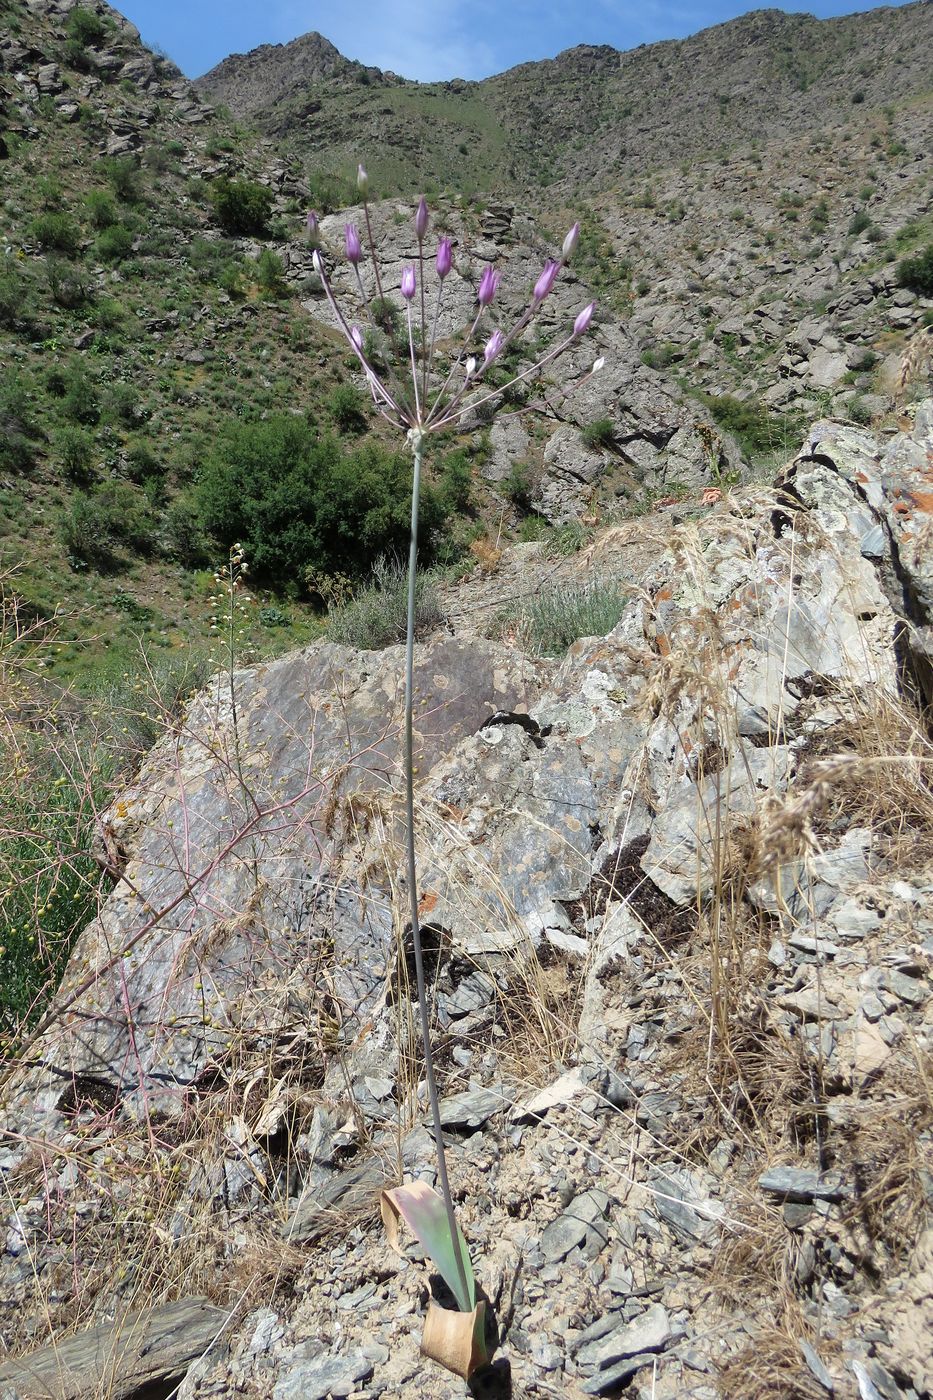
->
[312, 249, 324, 275]
[357, 164, 369, 196]
[306, 209, 319, 234]
[562, 222, 580, 261]
[416, 196, 429, 240]
[534, 259, 560, 302]
[477, 264, 500, 306]
[436, 237, 452, 280]
[465, 357, 477, 377]
[350, 325, 363, 352]
[573, 301, 596, 337]
[345, 223, 362, 264]
[483, 330, 504, 366]
[401, 265, 417, 301]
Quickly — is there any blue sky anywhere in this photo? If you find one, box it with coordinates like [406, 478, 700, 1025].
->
[116, 0, 919, 82]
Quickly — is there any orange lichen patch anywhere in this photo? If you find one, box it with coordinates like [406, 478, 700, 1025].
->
[656, 632, 672, 658]
[907, 491, 933, 514]
[654, 585, 674, 603]
[892, 500, 913, 516]
[418, 890, 439, 916]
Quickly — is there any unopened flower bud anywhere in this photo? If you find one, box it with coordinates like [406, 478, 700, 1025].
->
[416, 196, 429, 240]
[573, 301, 596, 337]
[534, 259, 560, 302]
[483, 330, 504, 365]
[357, 164, 369, 196]
[592, 356, 605, 373]
[465, 357, 477, 377]
[312, 249, 324, 275]
[350, 325, 363, 351]
[477, 264, 500, 306]
[345, 223, 362, 264]
[436, 237, 452, 280]
[562, 222, 580, 261]
[401, 266, 416, 300]
[306, 209, 318, 234]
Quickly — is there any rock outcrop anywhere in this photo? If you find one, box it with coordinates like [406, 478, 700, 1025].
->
[2, 406, 931, 1398]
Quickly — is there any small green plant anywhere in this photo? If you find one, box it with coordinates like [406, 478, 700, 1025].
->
[46, 257, 92, 309]
[503, 577, 628, 656]
[209, 178, 273, 237]
[60, 481, 155, 570]
[65, 6, 106, 46]
[84, 189, 118, 229]
[328, 557, 443, 649]
[30, 212, 80, 255]
[328, 383, 368, 433]
[98, 156, 142, 203]
[56, 426, 95, 483]
[95, 224, 134, 261]
[256, 247, 286, 296]
[897, 244, 933, 297]
[581, 417, 615, 449]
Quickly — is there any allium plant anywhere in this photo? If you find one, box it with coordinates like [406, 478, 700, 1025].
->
[313, 166, 597, 1371]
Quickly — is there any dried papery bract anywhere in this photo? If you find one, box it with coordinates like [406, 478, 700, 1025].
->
[312, 179, 598, 1375]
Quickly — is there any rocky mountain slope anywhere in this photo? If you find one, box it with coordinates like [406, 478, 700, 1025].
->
[1, 405, 932, 1398]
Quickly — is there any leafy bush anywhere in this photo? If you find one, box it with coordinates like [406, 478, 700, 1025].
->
[436, 448, 473, 514]
[209, 178, 272, 236]
[104, 382, 145, 427]
[581, 417, 615, 449]
[95, 224, 134, 261]
[897, 244, 933, 297]
[56, 425, 95, 482]
[0, 261, 30, 329]
[65, 6, 107, 45]
[0, 372, 37, 473]
[195, 416, 445, 587]
[98, 156, 142, 203]
[84, 189, 118, 229]
[46, 257, 92, 309]
[30, 212, 80, 255]
[503, 461, 533, 512]
[60, 481, 155, 570]
[124, 439, 162, 482]
[328, 384, 367, 434]
[848, 210, 871, 237]
[61, 366, 100, 426]
[256, 247, 285, 295]
[328, 557, 444, 650]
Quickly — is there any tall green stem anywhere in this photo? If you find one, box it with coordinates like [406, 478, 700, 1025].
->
[404, 430, 471, 1311]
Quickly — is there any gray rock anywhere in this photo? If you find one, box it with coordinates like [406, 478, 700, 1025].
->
[436, 1086, 504, 1130]
[273, 1351, 373, 1400]
[541, 1188, 610, 1262]
[758, 1168, 851, 1202]
[577, 1304, 673, 1369]
[801, 1339, 835, 1392]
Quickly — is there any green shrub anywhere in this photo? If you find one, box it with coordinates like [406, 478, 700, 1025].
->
[46, 257, 92, 309]
[897, 244, 933, 297]
[30, 212, 80, 255]
[0, 261, 30, 329]
[195, 416, 445, 587]
[503, 461, 533, 512]
[95, 224, 134, 261]
[104, 382, 145, 427]
[0, 373, 37, 473]
[581, 417, 615, 449]
[503, 578, 628, 656]
[84, 189, 118, 229]
[97, 156, 142, 203]
[124, 439, 162, 482]
[61, 367, 100, 426]
[436, 449, 473, 514]
[209, 178, 272, 236]
[57, 425, 95, 482]
[696, 392, 791, 460]
[328, 384, 367, 434]
[328, 557, 443, 650]
[848, 209, 871, 237]
[60, 481, 155, 570]
[65, 6, 107, 45]
[256, 247, 286, 295]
